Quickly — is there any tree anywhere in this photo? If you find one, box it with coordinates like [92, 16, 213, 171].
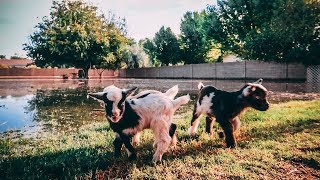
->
[0, 55, 6, 59]
[203, 6, 232, 61]
[141, 38, 158, 66]
[244, 0, 320, 64]
[206, 0, 320, 64]
[124, 43, 150, 69]
[10, 53, 24, 59]
[180, 11, 209, 64]
[24, 0, 129, 78]
[154, 26, 181, 66]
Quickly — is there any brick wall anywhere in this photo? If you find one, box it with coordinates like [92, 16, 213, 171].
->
[0, 68, 115, 79]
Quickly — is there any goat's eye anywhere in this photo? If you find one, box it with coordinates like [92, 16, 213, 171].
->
[118, 102, 125, 107]
[105, 100, 113, 106]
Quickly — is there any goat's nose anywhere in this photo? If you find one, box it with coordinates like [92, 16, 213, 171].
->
[113, 111, 119, 117]
[265, 103, 270, 109]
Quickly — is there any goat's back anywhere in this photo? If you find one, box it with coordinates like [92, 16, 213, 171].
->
[129, 93, 177, 118]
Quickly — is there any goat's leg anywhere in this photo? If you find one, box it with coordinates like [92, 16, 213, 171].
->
[113, 136, 123, 157]
[120, 134, 137, 160]
[169, 123, 177, 149]
[230, 116, 241, 139]
[218, 120, 236, 148]
[205, 116, 215, 135]
[188, 111, 202, 135]
[132, 131, 142, 146]
[231, 116, 241, 132]
[152, 120, 171, 162]
[218, 116, 241, 138]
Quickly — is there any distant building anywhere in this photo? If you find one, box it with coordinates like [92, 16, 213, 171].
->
[222, 54, 242, 62]
[0, 59, 34, 68]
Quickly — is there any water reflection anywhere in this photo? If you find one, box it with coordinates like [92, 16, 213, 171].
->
[0, 79, 318, 135]
[0, 95, 37, 133]
[0, 87, 108, 134]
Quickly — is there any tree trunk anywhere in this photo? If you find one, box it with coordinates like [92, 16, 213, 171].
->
[83, 68, 89, 79]
[97, 69, 105, 79]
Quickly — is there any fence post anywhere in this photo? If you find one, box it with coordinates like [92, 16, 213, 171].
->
[286, 63, 288, 80]
[244, 61, 247, 79]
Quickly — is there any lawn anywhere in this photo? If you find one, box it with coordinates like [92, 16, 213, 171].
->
[1, 100, 319, 179]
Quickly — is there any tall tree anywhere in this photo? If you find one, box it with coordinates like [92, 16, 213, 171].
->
[24, 0, 129, 78]
[180, 11, 208, 64]
[203, 6, 232, 61]
[244, 0, 320, 64]
[206, 0, 320, 64]
[154, 26, 181, 66]
[141, 38, 158, 65]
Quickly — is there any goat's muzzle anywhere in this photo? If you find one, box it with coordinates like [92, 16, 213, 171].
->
[257, 101, 269, 111]
[108, 115, 121, 123]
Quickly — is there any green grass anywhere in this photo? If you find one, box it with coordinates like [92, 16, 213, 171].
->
[1, 100, 320, 179]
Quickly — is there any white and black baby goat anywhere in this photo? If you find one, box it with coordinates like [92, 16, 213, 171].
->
[188, 79, 269, 148]
[88, 85, 190, 162]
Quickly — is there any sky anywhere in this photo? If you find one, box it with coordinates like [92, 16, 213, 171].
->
[0, 0, 216, 58]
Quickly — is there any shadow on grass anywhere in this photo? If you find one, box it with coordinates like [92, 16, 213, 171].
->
[0, 140, 223, 179]
[0, 147, 128, 179]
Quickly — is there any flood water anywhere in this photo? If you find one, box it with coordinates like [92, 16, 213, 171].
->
[0, 78, 319, 135]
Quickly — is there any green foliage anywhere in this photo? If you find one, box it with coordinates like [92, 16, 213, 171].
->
[123, 43, 151, 69]
[180, 11, 209, 64]
[0, 55, 6, 59]
[206, 0, 320, 64]
[23, 0, 129, 78]
[141, 38, 158, 65]
[153, 26, 181, 66]
[10, 53, 24, 59]
[244, 0, 320, 64]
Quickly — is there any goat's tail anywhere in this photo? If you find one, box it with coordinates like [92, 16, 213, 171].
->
[198, 82, 204, 90]
[172, 94, 190, 110]
[164, 85, 179, 100]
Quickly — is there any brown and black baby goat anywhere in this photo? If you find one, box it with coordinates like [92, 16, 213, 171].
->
[188, 79, 269, 148]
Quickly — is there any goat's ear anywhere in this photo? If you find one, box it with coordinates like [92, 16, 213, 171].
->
[253, 78, 263, 84]
[198, 82, 204, 90]
[88, 92, 106, 101]
[123, 86, 137, 97]
[242, 85, 255, 97]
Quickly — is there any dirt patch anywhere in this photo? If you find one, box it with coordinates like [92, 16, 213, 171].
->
[275, 161, 320, 179]
[268, 91, 320, 103]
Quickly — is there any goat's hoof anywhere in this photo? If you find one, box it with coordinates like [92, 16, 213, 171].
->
[188, 128, 197, 136]
[170, 144, 177, 151]
[128, 153, 137, 161]
[152, 154, 163, 163]
[226, 144, 237, 149]
[132, 141, 140, 147]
